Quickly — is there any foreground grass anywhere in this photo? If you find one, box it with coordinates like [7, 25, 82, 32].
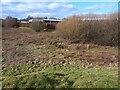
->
[2, 64, 118, 88]
[2, 43, 118, 88]
[2, 28, 118, 88]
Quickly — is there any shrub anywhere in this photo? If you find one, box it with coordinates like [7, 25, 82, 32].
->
[56, 13, 118, 46]
[45, 23, 56, 29]
[32, 21, 43, 32]
[56, 15, 89, 41]
[87, 13, 118, 46]
[4, 16, 18, 28]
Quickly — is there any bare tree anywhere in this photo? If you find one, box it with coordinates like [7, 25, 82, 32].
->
[4, 16, 18, 28]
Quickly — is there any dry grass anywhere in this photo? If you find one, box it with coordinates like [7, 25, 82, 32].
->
[87, 13, 118, 46]
[56, 13, 118, 46]
[56, 15, 89, 41]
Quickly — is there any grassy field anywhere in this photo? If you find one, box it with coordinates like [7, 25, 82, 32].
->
[18, 27, 32, 30]
[2, 27, 118, 88]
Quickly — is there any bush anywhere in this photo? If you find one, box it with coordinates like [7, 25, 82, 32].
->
[45, 23, 56, 29]
[87, 13, 118, 46]
[56, 13, 118, 46]
[4, 16, 18, 28]
[32, 22, 43, 32]
[56, 15, 89, 41]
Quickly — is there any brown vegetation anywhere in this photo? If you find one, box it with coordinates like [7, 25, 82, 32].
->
[3, 16, 18, 28]
[43, 23, 57, 29]
[2, 28, 118, 67]
[56, 15, 89, 40]
[56, 13, 118, 46]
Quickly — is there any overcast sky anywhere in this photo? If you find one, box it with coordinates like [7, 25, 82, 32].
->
[1, 0, 118, 19]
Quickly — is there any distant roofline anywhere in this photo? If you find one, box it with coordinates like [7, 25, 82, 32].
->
[29, 18, 63, 22]
[43, 19, 63, 21]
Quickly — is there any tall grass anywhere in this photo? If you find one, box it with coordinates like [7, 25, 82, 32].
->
[56, 15, 89, 41]
[87, 13, 118, 46]
[56, 13, 118, 46]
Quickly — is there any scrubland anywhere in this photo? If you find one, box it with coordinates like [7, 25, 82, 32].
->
[2, 13, 119, 88]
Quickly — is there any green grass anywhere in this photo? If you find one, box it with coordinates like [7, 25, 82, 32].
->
[3, 44, 118, 88]
[2, 64, 118, 88]
[18, 27, 56, 32]
[88, 47, 118, 54]
[18, 27, 32, 30]
[43, 28, 55, 32]
[2, 38, 118, 88]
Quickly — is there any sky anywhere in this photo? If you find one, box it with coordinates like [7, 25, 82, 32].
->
[1, 0, 119, 19]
